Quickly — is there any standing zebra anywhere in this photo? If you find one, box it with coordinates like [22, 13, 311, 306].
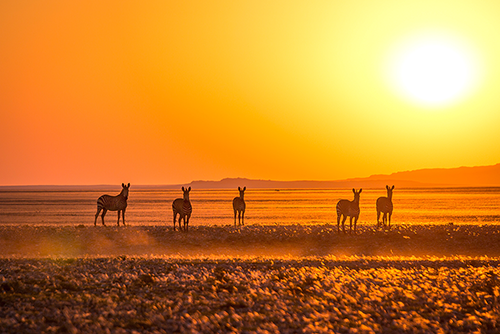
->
[336, 188, 362, 234]
[377, 185, 394, 230]
[172, 187, 192, 231]
[94, 183, 130, 226]
[233, 186, 246, 226]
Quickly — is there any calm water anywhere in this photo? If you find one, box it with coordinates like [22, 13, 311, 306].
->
[0, 188, 499, 226]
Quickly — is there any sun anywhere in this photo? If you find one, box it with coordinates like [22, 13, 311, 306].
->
[388, 33, 480, 107]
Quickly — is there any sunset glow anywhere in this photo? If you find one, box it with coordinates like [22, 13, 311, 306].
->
[388, 34, 480, 107]
[1, 1, 500, 185]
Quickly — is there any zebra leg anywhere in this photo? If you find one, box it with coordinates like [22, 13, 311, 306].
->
[94, 208, 102, 226]
[353, 216, 358, 234]
[376, 211, 381, 229]
[388, 212, 392, 230]
[337, 214, 341, 233]
[241, 211, 245, 226]
[101, 208, 107, 226]
[234, 210, 237, 226]
[122, 209, 126, 226]
[117, 210, 121, 226]
[185, 214, 190, 232]
[341, 216, 347, 234]
[173, 211, 177, 231]
[349, 216, 353, 234]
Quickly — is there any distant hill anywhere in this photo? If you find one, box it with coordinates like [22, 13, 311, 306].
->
[185, 177, 434, 189]
[359, 163, 500, 187]
[185, 163, 500, 189]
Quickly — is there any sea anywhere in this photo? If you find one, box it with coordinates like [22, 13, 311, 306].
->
[0, 187, 499, 226]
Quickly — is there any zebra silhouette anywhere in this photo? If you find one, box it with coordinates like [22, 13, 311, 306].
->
[233, 186, 246, 226]
[377, 185, 394, 230]
[94, 183, 130, 226]
[172, 187, 192, 231]
[336, 189, 362, 234]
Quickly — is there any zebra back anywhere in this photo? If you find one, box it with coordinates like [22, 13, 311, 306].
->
[173, 186, 192, 217]
[336, 199, 359, 217]
[233, 197, 245, 212]
[96, 184, 129, 211]
[336, 189, 362, 217]
[376, 197, 393, 213]
[182, 200, 192, 216]
[233, 186, 246, 212]
[376, 185, 394, 213]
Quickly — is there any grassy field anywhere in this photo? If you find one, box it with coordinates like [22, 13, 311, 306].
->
[1, 224, 500, 333]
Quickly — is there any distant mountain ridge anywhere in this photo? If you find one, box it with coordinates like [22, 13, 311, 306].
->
[360, 163, 500, 187]
[1, 164, 499, 190]
[185, 177, 433, 189]
[185, 163, 500, 189]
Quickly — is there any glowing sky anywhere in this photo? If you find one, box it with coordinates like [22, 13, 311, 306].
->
[1, 1, 500, 185]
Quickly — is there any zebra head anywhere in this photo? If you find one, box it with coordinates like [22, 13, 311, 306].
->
[181, 186, 191, 201]
[121, 183, 130, 200]
[238, 186, 246, 200]
[386, 185, 395, 200]
[352, 188, 362, 203]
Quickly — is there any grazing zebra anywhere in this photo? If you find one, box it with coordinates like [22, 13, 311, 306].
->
[336, 188, 362, 234]
[377, 185, 394, 230]
[233, 186, 246, 226]
[172, 187, 192, 231]
[94, 183, 130, 226]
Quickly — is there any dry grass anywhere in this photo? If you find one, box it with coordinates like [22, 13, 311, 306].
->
[1, 224, 500, 333]
[1, 257, 499, 333]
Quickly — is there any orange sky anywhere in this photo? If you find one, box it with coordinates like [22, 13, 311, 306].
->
[1, 1, 500, 185]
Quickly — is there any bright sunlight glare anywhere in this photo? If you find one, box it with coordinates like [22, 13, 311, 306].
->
[388, 34, 480, 108]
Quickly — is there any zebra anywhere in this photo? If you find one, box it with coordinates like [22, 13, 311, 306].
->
[94, 183, 130, 226]
[172, 186, 192, 231]
[336, 188, 362, 234]
[377, 185, 394, 230]
[233, 186, 246, 226]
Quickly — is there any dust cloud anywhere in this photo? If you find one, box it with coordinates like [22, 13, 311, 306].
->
[1, 224, 500, 258]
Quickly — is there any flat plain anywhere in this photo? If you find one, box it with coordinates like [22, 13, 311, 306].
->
[1, 188, 500, 332]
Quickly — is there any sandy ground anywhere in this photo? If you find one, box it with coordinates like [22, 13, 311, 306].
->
[1, 224, 500, 333]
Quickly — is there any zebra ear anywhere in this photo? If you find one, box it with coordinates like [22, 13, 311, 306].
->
[243, 187, 246, 191]
[188, 187, 191, 191]
[352, 188, 355, 194]
[127, 183, 130, 188]
[391, 185, 395, 190]
[386, 185, 389, 190]
[238, 187, 241, 191]
[182, 187, 185, 191]
[122, 183, 125, 188]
